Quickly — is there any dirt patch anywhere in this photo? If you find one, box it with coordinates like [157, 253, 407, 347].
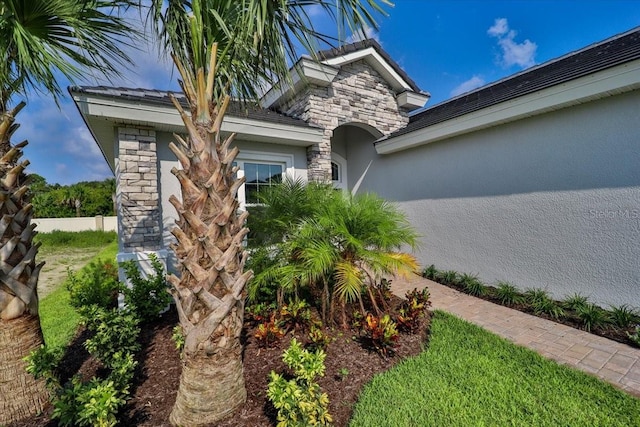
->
[37, 247, 104, 299]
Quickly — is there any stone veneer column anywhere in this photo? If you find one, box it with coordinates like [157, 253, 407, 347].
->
[116, 127, 162, 252]
[280, 60, 412, 182]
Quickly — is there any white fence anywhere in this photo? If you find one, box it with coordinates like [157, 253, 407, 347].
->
[32, 216, 117, 233]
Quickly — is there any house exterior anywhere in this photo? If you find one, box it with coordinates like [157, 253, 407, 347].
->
[71, 27, 640, 308]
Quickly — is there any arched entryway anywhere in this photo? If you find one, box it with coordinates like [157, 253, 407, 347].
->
[330, 123, 383, 194]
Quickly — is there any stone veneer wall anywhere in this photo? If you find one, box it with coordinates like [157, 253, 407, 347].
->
[116, 127, 162, 252]
[280, 59, 412, 181]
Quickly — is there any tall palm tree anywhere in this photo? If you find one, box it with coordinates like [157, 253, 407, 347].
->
[0, 1, 133, 423]
[148, 0, 391, 424]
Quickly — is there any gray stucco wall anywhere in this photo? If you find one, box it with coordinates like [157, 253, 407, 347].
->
[357, 90, 640, 307]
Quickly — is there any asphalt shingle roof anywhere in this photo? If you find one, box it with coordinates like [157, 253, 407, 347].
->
[70, 86, 315, 129]
[387, 27, 640, 140]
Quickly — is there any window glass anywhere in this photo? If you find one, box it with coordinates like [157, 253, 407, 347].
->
[244, 162, 282, 204]
[331, 161, 340, 182]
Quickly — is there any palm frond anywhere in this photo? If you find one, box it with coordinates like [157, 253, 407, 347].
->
[334, 260, 363, 303]
[1, 0, 136, 105]
[148, 0, 392, 102]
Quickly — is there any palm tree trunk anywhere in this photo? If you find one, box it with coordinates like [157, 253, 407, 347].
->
[0, 315, 49, 423]
[0, 102, 49, 424]
[167, 46, 252, 426]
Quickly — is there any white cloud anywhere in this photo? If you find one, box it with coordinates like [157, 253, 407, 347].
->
[487, 18, 509, 37]
[346, 25, 380, 44]
[487, 18, 537, 69]
[450, 76, 486, 97]
[63, 126, 103, 159]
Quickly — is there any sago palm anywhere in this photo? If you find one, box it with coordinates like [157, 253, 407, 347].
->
[148, 0, 392, 424]
[0, 0, 133, 423]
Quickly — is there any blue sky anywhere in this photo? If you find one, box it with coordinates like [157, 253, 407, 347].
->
[14, 0, 640, 185]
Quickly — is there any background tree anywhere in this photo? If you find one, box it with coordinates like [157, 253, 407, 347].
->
[0, 0, 133, 423]
[148, 0, 391, 424]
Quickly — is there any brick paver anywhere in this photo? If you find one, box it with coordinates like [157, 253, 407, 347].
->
[391, 274, 640, 397]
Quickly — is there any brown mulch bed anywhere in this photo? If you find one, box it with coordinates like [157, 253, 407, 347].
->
[16, 299, 430, 427]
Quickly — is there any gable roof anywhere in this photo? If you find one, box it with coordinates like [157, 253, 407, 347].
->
[318, 39, 423, 93]
[71, 86, 314, 129]
[386, 27, 640, 141]
[261, 38, 429, 109]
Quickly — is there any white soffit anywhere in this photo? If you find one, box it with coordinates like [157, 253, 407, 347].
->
[397, 91, 430, 111]
[322, 47, 413, 93]
[376, 60, 640, 154]
[261, 59, 338, 108]
[72, 94, 324, 148]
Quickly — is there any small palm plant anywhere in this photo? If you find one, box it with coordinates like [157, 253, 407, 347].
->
[251, 185, 418, 327]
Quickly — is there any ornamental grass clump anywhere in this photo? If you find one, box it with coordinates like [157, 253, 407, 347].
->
[609, 304, 639, 328]
[525, 288, 564, 319]
[460, 273, 487, 296]
[562, 293, 590, 311]
[495, 281, 524, 306]
[576, 304, 610, 332]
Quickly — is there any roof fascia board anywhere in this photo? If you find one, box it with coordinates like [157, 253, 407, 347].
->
[321, 47, 412, 92]
[72, 93, 323, 146]
[376, 59, 640, 154]
[397, 91, 430, 111]
[261, 59, 338, 108]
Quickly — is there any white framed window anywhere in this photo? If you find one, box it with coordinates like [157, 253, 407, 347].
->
[331, 152, 348, 191]
[235, 151, 294, 209]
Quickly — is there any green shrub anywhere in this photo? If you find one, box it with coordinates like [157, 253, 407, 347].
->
[495, 282, 524, 306]
[422, 264, 439, 280]
[246, 302, 277, 323]
[308, 325, 332, 350]
[460, 273, 487, 296]
[255, 315, 286, 348]
[363, 313, 399, 357]
[53, 377, 125, 427]
[562, 293, 590, 311]
[267, 339, 332, 427]
[279, 300, 313, 332]
[24, 345, 62, 390]
[120, 254, 171, 322]
[577, 304, 610, 332]
[609, 304, 639, 328]
[83, 307, 141, 364]
[66, 260, 120, 310]
[106, 351, 137, 392]
[396, 288, 430, 333]
[172, 325, 185, 353]
[437, 270, 460, 286]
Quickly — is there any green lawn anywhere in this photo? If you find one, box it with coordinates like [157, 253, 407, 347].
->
[39, 239, 118, 349]
[350, 311, 640, 427]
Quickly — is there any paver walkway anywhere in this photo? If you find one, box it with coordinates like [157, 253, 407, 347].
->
[391, 274, 640, 398]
